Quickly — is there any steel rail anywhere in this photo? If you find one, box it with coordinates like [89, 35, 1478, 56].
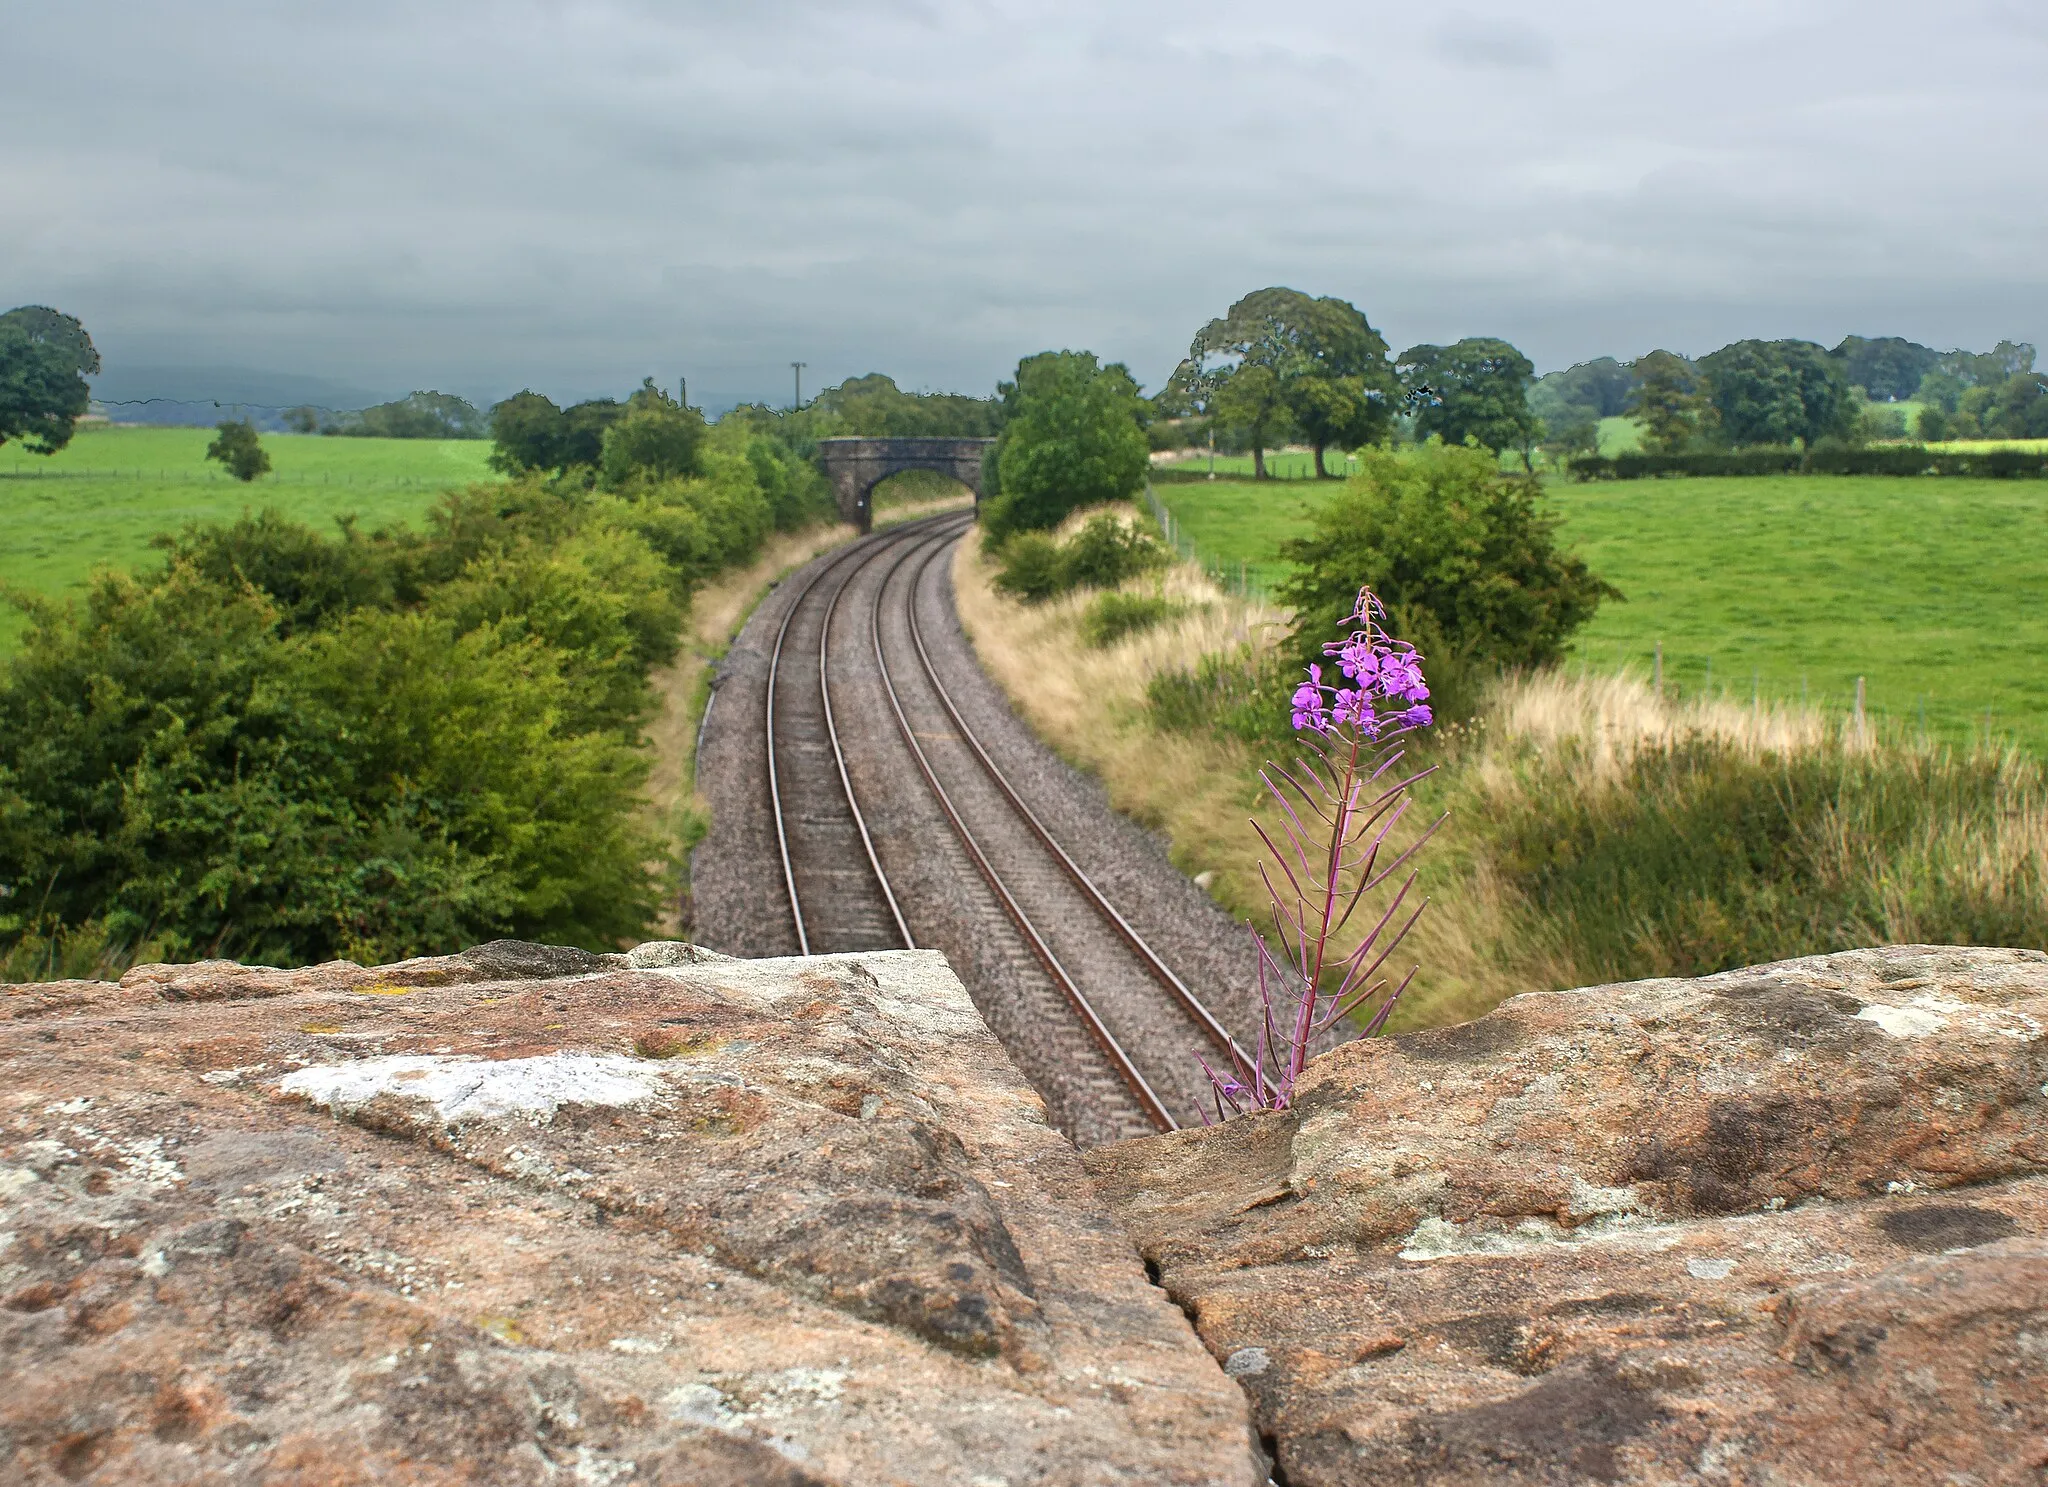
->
[764, 512, 954, 954]
[819, 524, 917, 950]
[870, 524, 1177, 1132]
[901, 535, 1250, 1069]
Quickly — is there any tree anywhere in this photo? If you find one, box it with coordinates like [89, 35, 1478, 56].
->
[1699, 339, 1854, 450]
[1532, 357, 1637, 420]
[1830, 336, 1938, 403]
[1981, 373, 2048, 439]
[1626, 350, 1714, 452]
[488, 391, 623, 474]
[560, 399, 623, 468]
[205, 419, 271, 482]
[489, 391, 565, 473]
[600, 379, 706, 485]
[1940, 340, 2036, 389]
[981, 350, 1148, 541]
[0, 305, 101, 455]
[796, 373, 1004, 439]
[1915, 368, 1968, 415]
[1398, 338, 1540, 466]
[1176, 287, 1397, 478]
[1276, 443, 1619, 716]
[1541, 410, 1601, 465]
[348, 390, 486, 439]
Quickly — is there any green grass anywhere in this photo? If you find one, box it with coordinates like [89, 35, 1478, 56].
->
[1150, 471, 2048, 753]
[1152, 449, 1349, 481]
[1150, 478, 1307, 594]
[0, 426, 498, 651]
[1596, 415, 1644, 455]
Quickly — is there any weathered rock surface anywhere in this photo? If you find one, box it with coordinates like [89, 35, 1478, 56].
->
[1086, 945, 2048, 1486]
[2, 941, 1258, 1485]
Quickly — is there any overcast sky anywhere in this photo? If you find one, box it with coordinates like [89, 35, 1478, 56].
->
[5, 0, 2044, 409]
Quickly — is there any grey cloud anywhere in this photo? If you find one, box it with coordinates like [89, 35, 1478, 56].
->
[1432, 9, 1556, 70]
[1, 0, 2042, 409]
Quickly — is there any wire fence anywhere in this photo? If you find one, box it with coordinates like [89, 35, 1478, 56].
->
[1144, 479, 1270, 602]
[0, 468, 446, 486]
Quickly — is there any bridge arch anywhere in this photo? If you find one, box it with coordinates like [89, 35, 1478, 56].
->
[815, 437, 995, 534]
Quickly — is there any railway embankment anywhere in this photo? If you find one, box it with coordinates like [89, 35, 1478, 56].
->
[692, 512, 1258, 1146]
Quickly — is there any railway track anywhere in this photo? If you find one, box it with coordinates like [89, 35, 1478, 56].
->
[761, 509, 1247, 1143]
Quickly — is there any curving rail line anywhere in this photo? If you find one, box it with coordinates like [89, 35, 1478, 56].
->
[764, 509, 1242, 1134]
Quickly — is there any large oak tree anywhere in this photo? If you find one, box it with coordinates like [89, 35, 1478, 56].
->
[0, 306, 100, 455]
[1175, 288, 1397, 478]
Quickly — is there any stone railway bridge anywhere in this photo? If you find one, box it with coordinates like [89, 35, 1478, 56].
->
[816, 436, 994, 533]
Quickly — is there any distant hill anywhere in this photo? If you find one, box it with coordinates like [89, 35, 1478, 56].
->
[89, 365, 396, 428]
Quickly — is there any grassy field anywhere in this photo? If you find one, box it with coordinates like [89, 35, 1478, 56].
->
[1596, 415, 1643, 454]
[0, 426, 497, 651]
[1153, 449, 1349, 481]
[1150, 470, 2048, 753]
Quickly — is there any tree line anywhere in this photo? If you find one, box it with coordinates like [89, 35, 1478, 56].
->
[1139, 291, 2047, 472]
[1533, 336, 2045, 458]
[2, 336, 838, 975]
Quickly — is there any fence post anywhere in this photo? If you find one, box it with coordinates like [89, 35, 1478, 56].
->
[1854, 675, 1866, 736]
[1653, 642, 1663, 694]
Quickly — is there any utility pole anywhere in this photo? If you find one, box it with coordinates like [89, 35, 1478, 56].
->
[791, 362, 807, 411]
[678, 377, 688, 409]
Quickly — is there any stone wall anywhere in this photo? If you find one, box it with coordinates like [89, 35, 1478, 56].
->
[1086, 945, 2048, 1486]
[8, 939, 2044, 1485]
[1, 942, 1258, 1485]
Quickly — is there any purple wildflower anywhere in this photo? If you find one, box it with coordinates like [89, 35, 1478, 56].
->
[1288, 589, 1436, 743]
[1199, 585, 1444, 1123]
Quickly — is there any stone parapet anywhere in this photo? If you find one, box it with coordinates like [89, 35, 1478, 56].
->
[1, 942, 1258, 1485]
[1087, 945, 2048, 1486]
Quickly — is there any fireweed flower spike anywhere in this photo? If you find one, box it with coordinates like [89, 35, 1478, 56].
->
[1199, 587, 1447, 1122]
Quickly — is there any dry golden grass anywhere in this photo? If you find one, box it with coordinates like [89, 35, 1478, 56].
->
[953, 509, 1284, 917]
[954, 514, 2048, 1027]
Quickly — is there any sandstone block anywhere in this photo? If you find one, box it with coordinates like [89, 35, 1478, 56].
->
[2, 944, 1258, 1485]
[1087, 945, 2048, 1486]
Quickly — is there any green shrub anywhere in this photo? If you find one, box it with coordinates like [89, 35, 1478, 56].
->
[1079, 592, 1182, 648]
[1146, 644, 1294, 744]
[981, 351, 1149, 542]
[0, 418, 826, 976]
[0, 560, 667, 970]
[1277, 442, 1618, 690]
[991, 513, 1166, 604]
[1571, 444, 2048, 480]
[1058, 513, 1168, 589]
[991, 532, 1064, 602]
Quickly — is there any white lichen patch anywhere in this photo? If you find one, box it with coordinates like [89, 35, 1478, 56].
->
[114, 1135, 185, 1191]
[1567, 1175, 1643, 1220]
[1686, 1256, 1736, 1279]
[0, 1167, 40, 1202]
[1855, 992, 2041, 1041]
[277, 1052, 670, 1125]
[664, 1381, 738, 1428]
[1399, 1208, 1674, 1262]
